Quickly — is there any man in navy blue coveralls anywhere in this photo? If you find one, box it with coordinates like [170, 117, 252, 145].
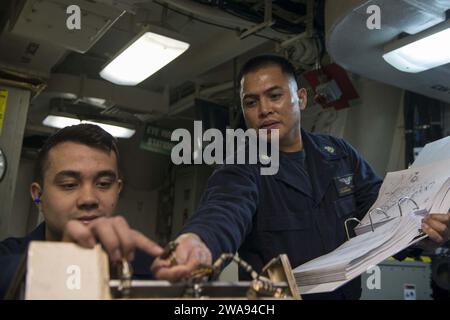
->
[152, 55, 450, 299]
[0, 124, 162, 298]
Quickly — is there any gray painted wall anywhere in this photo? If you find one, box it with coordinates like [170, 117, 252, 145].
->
[343, 76, 404, 177]
[0, 86, 30, 239]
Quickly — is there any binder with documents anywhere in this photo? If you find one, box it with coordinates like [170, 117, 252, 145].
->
[292, 137, 450, 296]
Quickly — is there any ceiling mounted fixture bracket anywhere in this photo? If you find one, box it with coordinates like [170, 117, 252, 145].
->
[239, 0, 274, 40]
[279, 0, 314, 48]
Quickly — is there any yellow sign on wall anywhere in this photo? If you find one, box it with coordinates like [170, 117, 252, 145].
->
[0, 89, 8, 136]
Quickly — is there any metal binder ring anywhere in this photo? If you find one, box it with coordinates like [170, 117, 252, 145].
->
[397, 197, 420, 216]
[367, 208, 388, 232]
[344, 218, 361, 240]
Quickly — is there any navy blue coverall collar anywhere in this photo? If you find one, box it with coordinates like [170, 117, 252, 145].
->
[275, 129, 348, 205]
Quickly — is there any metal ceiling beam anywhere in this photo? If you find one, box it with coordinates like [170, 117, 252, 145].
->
[46, 73, 169, 114]
[239, 0, 274, 39]
[154, 29, 268, 88]
[153, 0, 270, 87]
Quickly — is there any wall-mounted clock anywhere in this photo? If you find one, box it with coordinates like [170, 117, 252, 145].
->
[0, 148, 6, 181]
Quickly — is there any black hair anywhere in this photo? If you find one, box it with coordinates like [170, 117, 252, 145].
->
[238, 54, 298, 87]
[34, 124, 121, 185]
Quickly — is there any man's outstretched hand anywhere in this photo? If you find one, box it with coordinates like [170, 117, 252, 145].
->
[63, 216, 163, 262]
[151, 233, 212, 282]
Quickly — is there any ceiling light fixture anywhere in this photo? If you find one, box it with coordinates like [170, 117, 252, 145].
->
[383, 19, 450, 73]
[99, 27, 190, 86]
[43, 115, 135, 139]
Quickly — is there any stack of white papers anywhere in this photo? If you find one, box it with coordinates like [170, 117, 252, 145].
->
[292, 137, 450, 295]
[354, 159, 450, 235]
[293, 212, 427, 294]
[411, 135, 450, 168]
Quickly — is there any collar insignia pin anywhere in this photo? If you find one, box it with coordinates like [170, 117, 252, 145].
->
[324, 146, 335, 154]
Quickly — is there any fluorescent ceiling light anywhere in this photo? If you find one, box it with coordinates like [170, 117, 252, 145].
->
[43, 115, 80, 128]
[43, 115, 135, 139]
[82, 97, 107, 107]
[83, 121, 135, 139]
[383, 20, 450, 73]
[99, 30, 190, 86]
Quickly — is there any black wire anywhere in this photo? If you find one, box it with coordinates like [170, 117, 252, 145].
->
[314, 34, 325, 64]
[153, 1, 282, 43]
[221, 5, 263, 24]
